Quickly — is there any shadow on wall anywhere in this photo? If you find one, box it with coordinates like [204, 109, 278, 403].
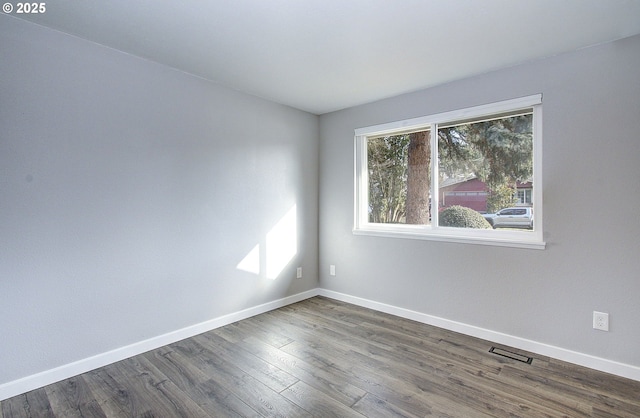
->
[236, 205, 297, 280]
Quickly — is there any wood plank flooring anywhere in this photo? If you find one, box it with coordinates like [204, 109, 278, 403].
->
[2, 296, 639, 417]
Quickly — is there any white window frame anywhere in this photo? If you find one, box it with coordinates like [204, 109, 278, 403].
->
[517, 188, 533, 205]
[354, 95, 545, 250]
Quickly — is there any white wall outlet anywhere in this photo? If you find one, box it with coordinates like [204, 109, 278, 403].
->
[296, 267, 302, 279]
[330, 264, 336, 276]
[593, 311, 609, 331]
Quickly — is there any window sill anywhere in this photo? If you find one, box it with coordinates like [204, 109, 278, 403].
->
[353, 226, 546, 250]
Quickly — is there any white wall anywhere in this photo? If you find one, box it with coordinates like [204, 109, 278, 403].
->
[0, 16, 318, 387]
[319, 35, 640, 369]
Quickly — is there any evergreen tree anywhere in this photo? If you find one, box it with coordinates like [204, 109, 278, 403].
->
[367, 113, 533, 223]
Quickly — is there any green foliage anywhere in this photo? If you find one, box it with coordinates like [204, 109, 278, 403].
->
[438, 128, 485, 180]
[469, 114, 533, 187]
[486, 183, 517, 213]
[368, 135, 410, 223]
[367, 113, 533, 224]
[439, 205, 492, 229]
[438, 113, 533, 193]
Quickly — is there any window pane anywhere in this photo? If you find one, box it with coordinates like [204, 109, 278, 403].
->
[367, 130, 431, 225]
[354, 95, 543, 248]
[437, 113, 533, 230]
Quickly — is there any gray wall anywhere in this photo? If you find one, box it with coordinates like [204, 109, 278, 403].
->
[2, 12, 639, 389]
[319, 34, 640, 367]
[0, 16, 318, 385]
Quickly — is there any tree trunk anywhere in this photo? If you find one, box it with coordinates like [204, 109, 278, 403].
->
[406, 131, 430, 224]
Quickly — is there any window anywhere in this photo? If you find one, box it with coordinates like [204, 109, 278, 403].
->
[517, 188, 532, 205]
[354, 95, 544, 249]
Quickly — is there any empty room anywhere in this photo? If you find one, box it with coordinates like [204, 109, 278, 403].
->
[1, 1, 640, 416]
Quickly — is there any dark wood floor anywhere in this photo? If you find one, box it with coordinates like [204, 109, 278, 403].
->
[2, 296, 639, 417]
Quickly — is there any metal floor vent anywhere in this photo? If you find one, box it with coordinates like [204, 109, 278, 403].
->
[489, 346, 533, 364]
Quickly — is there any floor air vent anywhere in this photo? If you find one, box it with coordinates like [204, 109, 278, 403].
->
[489, 346, 533, 364]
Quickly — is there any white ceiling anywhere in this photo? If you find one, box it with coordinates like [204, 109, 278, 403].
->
[8, 0, 640, 114]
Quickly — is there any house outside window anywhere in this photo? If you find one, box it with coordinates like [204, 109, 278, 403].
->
[354, 95, 544, 249]
[517, 186, 533, 205]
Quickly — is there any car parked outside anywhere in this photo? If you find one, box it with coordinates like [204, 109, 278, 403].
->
[482, 207, 533, 229]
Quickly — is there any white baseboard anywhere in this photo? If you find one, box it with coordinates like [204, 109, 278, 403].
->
[318, 289, 640, 382]
[3, 287, 638, 402]
[0, 288, 321, 402]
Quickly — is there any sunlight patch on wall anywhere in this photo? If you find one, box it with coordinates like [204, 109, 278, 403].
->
[236, 205, 297, 280]
[236, 244, 260, 275]
[266, 205, 297, 279]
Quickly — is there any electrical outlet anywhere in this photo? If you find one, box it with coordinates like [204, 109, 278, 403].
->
[330, 265, 336, 276]
[296, 267, 302, 279]
[593, 311, 609, 331]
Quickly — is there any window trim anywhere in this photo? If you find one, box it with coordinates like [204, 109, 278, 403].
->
[354, 95, 545, 250]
